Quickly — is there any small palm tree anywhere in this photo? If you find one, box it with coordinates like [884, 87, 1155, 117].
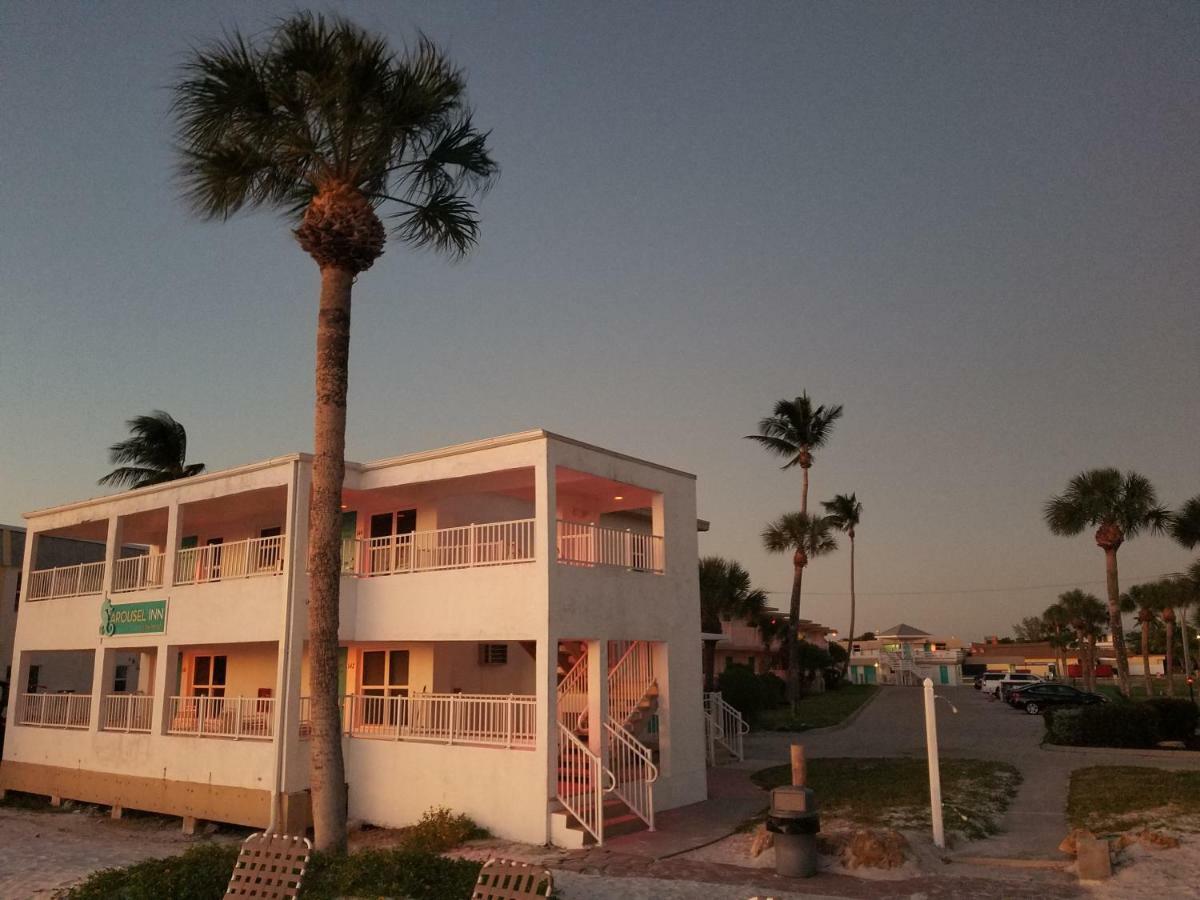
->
[1170, 495, 1200, 550]
[99, 411, 205, 489]
[762, 512, 838, 708]
[1041, 601, 1073, 682]
[698, 557, 769, 691]
[1170, 496, 1200, 678]
[821, 493, 862, 672]
[173, 14, 497, 852]
[1058, 589, 1106, 692]
[1121, 583, 1163, 697]
[746, 393, 843, 513]
[1044, 469, 1169, 697]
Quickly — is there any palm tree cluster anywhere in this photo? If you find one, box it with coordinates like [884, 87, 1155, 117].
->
[1043, 470, 1200, 698]
[99, 410, 205, 489]
[747, 393, 864, 708]
[173, 13, 496, 851]
[699, 557, 769, 691]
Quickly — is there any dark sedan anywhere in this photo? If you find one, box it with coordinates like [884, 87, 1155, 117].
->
[1008, 682, 1105, 715]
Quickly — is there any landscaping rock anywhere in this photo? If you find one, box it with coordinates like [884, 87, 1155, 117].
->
[748, 824, 773, 858]
[1058, 827, 1096, 856]
[816, 828, 907, 869]
[1114, 828, 1180, 852]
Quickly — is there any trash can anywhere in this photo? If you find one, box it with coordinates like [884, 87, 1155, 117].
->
[767, 786, 820, 878]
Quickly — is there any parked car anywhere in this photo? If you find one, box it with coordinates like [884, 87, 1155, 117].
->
[1008, 682, 1105, 715]
[976, 672, 1005, 692]
[995, 673, 1044, 701]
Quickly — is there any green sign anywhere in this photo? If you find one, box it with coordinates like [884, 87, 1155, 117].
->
[99, 598, 168, 636]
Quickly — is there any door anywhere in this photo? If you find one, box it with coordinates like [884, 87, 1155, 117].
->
[205, 538, 224, 581]
[939, 665, 949, 685]
[258, 527, 282, 572]
[864, 665, 876, 684]
[359, 649, 410, 730]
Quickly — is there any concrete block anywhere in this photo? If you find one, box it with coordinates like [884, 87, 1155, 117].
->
[1076, 835, 1112, 881]
[110, 804, 123, 820]
[49, 795, 62, 808]
[182, 815, 198, 836]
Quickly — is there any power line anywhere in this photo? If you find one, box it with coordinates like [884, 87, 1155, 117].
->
[764, 571, 1182, 598]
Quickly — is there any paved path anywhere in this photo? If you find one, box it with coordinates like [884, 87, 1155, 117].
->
[744, 686, 1200, 860]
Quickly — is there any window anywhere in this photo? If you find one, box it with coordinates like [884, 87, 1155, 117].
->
[26, 664, 40, 693]
[360, 649, 409, 726]
[113, 664, 129, 693]
[191, 654, 227, 698]
[478, 643, 508, 666]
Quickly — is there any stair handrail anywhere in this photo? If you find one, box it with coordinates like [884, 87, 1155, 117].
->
[703, 691, 747, 761]
[556, 721, 614, 845]
[556, 647, 589, 732]
[603, 716, 657, 831]
[608, 639, 654, 724]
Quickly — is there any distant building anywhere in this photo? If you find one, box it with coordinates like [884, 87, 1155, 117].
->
[712, 612, 831, 678]
[848, 623, 966, 686]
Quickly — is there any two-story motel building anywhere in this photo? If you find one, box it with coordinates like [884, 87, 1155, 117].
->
[0, 430, 709, 846]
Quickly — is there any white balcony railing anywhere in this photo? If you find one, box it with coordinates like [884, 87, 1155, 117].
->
[556, 520, 664, 574]
[26, 561, 105, 601]
[19, 693, 92, 729]
[305, 692, 536, 748]
[111, 553, 165, 593]
[100, 694, 154, 733]
[174, 535, 285, 586]
[166, 696, 274, 739]
[345, 519, 536, 577]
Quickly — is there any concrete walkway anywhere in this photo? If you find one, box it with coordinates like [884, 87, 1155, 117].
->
[744, 686, 1200, 860]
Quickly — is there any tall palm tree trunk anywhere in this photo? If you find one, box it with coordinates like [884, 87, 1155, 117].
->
[1088, 635, 1099, 693]
[1141, 616, 1153, 698]
[308, 265, 354, 853]
[787, 562, 806, 711]
[845, 534, 856, 675]
[800, 463, 810, 514]
[1105, 548, 1132, 697]
[1180, 606, 1192, 681]
[1165, 613, 1176, 696]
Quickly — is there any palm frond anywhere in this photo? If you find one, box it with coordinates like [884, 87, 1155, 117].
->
[99, 411, 204, 488]
[1170, 496, 1200, 550]
[761, 512, 839, 557]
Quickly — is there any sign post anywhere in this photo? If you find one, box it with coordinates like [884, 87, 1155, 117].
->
[923, 677, 945, 848]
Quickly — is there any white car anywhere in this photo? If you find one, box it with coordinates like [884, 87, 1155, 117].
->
[990, 673, 1043, 700]
[977, 672, 1005, 693]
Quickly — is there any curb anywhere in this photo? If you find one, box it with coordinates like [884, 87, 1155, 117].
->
[781, 683, 885, 736]
[1039, 742, 1200, 761]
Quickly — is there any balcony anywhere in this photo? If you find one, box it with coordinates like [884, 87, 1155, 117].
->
[556, 520, 663, 573]
[343, 519, 535, 577]
[167, 695, 275, 739]
[99, 694, 154, 733]
[27, 561, 105, 601]
[112, 553, 165, 593]
[174, 534, 285, 586]
[18, 693, 92, 729]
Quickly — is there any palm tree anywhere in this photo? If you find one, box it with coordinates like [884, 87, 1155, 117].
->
[1179, 563, 1200, 679]
[746, 393, 843, 513]
[1121, 583, 1162, 697]
[173, 15, 497, 851]
[1044, 469, 1169, 697]
[1170, 495, 1200, 550]
[1041, 601, 1073, 682]
[698, 557, 769, 691]
[1170, 496, 1200, 678]
[821, 493, 862, 671]
[99, 411, 205, 489]
[762, 512, 838, 708]
[1059, 589, 1106, 692]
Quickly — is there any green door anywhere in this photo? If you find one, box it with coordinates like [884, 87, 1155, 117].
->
[939, 665, 949, 684]
[865, 666, 877, 684]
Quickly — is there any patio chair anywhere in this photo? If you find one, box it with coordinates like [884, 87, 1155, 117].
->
[225, 831, 312, 899]
[471, 858, 553, 899]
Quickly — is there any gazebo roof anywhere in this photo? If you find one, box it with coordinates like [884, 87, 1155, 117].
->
[876, 623, 931, 638]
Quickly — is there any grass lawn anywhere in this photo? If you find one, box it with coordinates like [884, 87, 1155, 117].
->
[752, 757, 1022, 840]
[755, 684, 879, 731]
[1068, 766, 1200, 834]
[1094, 678, 1196, 702]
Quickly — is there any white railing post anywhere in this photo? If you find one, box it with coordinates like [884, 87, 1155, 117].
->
[923, 678, 945, 849]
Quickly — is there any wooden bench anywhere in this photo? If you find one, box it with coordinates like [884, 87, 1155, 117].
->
[472, 858, 553, 899]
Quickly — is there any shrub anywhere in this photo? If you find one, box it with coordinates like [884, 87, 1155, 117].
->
[717, 663, 773, 723]
[400, 806, 488, 852]
[58, 843, 239, 900]
[1143, 698, 1199, 742]
[758, 671, 787, 705]
[303, 848, 481, 899]
[1044, 703, 1161, 748]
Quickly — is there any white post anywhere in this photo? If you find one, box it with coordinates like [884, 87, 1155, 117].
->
[923, 677, 944, 848]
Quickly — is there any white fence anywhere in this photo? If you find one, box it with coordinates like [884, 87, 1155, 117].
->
[174, 535, 285, 585]
[111, 553, 165, 593]
[166, 696, 275, 739]
[557, 721, 613, 845]
[347, 519, 536, 577]
[556, 520, 664, 573]
[100, 694, 154, 732]
[604, 718, 657, 830]
[338, 693, 536, 748]
[27, 561, 105, 601]
[703, 691, 748, 762]
[19, 693, 92, 729]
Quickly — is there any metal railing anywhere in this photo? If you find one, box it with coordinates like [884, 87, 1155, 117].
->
[111, 553, 165, 593]
[557, 721, 614, 845]
[557, 648, 589, 732]
[347, 519, 536, 577]
[703, 691, 748, 761]
[100, 694, 154, 733]
[604, 718, 658, 830]
[338, 693, 536, 748]
[18, 693, 92, 729]
[609, 640, 654, 725]
[166, 696, 275, 739]
[27, 561, 105, 601]
[174, 535, 285, 585]
[556, 520, 664, 573]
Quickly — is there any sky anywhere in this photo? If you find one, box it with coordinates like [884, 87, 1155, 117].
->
[1, 1, 1197, 640]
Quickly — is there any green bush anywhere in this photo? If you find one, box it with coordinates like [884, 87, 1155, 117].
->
[399, 806, 488, 852]
[58, 843, 239, 900]
[717, 663, 773, 723]
[1044, 703, 1161, 748]
[759, 671, 787, 705]
[1142, 698, 1199, 742]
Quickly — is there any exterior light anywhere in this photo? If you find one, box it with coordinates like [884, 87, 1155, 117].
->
[613, 495, 624, 501]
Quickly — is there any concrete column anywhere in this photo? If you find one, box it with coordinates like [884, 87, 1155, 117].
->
[650, 493, 666, 572]
[535, 457, 557, 572]
[162, 501, 181, 588]
[153, 645, 180, 734]
[137, 650, 155, 694]
[88, 648, 113, 732]
[651, 642, 671, 777]
[101, 514, 123, 595]
[585, 639, 608, 758]
[276, 460, 310, 802]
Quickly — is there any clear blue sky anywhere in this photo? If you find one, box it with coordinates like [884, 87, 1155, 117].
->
[1, 2, 1197, 638]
